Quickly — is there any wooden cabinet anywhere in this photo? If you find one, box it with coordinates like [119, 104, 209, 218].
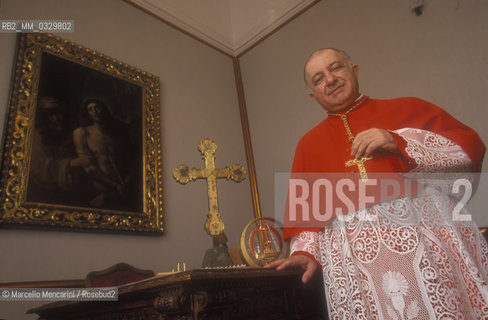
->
[29, 268, 328, 320]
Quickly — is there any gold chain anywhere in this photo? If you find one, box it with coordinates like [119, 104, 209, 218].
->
[340, 114, 355, 142]
[329, 95, 372, 181]
[329, 95, 368, 142]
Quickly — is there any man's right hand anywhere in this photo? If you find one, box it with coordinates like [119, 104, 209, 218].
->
[265, 254, 318, 283]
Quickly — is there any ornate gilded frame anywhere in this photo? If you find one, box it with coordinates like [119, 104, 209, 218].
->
[0, 33, 163, 233]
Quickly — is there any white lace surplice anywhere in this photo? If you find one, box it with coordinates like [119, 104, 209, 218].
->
[290, 128, 488, 320]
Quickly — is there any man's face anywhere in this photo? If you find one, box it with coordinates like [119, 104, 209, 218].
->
[305, 49, 360, 113]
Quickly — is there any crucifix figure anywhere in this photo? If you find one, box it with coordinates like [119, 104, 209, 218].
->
[345, 156, 373, 182]
[173, 139, 247, 239]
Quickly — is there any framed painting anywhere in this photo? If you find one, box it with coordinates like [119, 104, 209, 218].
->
[0, 33, 163, 233]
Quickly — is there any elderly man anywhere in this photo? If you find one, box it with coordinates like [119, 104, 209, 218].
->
[267, 48, 488, 319]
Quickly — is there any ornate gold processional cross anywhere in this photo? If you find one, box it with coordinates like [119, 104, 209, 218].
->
[346, 156, 373, 182]
[173, 139, 247, 238]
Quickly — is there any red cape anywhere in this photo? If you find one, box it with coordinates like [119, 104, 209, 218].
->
[284, 97, 485, 239]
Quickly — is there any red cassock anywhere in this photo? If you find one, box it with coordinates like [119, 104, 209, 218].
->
[284, 96, 486, 239]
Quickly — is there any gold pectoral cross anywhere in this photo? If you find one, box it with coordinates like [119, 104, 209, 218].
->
[345, 156, 373, 182]
[173, 139, 246, 238]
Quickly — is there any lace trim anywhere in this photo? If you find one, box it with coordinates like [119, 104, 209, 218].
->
[394, 128, 471, 172]
[290, 231, 321, 263]
[318, 194, 488, 319]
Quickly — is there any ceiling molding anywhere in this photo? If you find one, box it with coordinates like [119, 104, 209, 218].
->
[127, 0, 318, 56]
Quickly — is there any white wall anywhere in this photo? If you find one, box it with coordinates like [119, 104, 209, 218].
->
[240, 0, 488, 226]
[2, 0, 488, 319]
[0, 1, 253, 319]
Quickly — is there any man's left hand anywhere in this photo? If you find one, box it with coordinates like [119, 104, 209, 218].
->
[264, 255, 318, 283]
[351, 128, 399, 159]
